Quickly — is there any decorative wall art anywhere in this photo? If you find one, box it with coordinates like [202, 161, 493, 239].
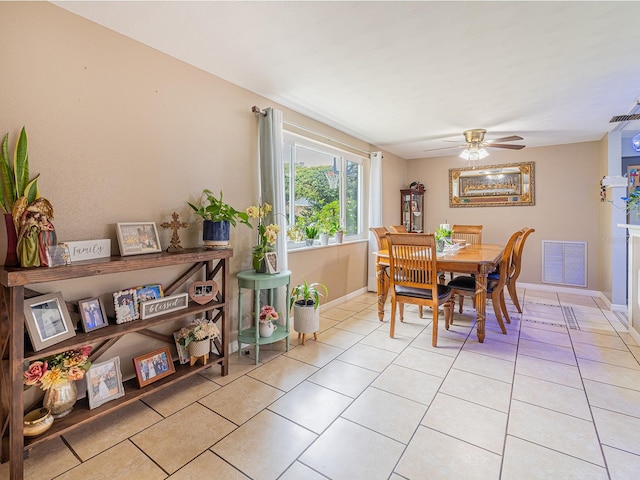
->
[449, 162, 535, 207]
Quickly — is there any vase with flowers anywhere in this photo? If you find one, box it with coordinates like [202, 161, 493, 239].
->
[258, 305, 279, 337]
[23, 346, 92, 418]
[176, 317, 221, 361]
[246, 202, 281, 273]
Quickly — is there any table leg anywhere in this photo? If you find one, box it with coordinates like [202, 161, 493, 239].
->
[237, 288, 243, 356]
[475, 273, 488, 343]
[376, 262, 389, 321]
[254, 290, 260, 365]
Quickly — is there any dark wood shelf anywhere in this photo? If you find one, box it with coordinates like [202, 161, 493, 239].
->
[1, 248, 233, 480]
[23, 354, 223, 449]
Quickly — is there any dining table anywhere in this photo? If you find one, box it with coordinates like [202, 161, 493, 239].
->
[374, 242, 505, 343]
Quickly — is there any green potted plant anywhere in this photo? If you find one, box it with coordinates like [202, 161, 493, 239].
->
[434, 225, 453, 252]
[289, 277, 328, 344]
[0, 127, 41, 266]
[188, 189, 251, 247]
[304, 225, 317, 247]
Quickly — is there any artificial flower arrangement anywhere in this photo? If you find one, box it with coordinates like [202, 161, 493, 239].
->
[23, 346, 92, 391]
[246, 202, 281, 270]
[176, 317, 221, 348]
[258, 305, 279, 324]
[622, 189, 640, 218]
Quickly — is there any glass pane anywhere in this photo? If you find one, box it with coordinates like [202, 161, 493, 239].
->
[345, 159, 361, 235]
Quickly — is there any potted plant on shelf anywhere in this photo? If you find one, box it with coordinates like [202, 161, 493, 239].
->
[0, 127, 45, 266]
[289, 278, 328, 345]
[188, 189, 251, 247]
[258, 305, 279, 337]
[176, 317, 221, 364]
[246, 202, 280, 272]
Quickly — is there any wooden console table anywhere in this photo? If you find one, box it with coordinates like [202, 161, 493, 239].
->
[0, 248, 232, 479]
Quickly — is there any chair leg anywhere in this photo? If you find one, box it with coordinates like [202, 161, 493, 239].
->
[390, 297, 397, 338]
[400, 303, 405, 321]
[491, 292, 507, 334]
[499, 290, 511, 324]
[444, 298, 453, 330]
[458, 294, 464, 313]
[507, 281, 522, 313]
[431, 303, 439, 347]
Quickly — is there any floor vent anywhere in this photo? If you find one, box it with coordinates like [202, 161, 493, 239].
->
[562, 306, 579, 330]
[542, 241, 587, 287]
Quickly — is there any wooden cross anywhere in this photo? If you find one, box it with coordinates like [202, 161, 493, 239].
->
[161, 212, 189, 252]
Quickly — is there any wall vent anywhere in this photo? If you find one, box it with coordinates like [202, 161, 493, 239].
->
[542, 241, 587, 287]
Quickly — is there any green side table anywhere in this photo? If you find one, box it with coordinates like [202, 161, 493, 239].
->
[237, 269, 291, 364]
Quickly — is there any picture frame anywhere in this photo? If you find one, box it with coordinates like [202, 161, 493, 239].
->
[85, 357, 125, 409]
[135, 284, 164, 303]
[265, 252, 279, 274]
[116, 222, 162, 256]
[113, 288, 139, 324]
[78, 297, 109, 332]
[24, 291, 76, 351]
[188, 280, 218, 305]
[173, 331, 190, 364]
[133, 346, 176, 388]
[449, 161, 535, 208]
[140, 293, 189, 320]
[45, 243, 71, 267]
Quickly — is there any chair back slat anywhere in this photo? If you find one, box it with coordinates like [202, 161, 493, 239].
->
[452, 224, 483, 245]
[388, 233, 438, 289]
[492, 229, 524, 291]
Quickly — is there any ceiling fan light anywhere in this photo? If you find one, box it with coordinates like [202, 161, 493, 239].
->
[632, 133, 640, 152]
[478, 148, 489, 159]
[459, 149, 470, 160]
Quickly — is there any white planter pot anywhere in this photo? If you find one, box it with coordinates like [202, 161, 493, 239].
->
[335, 231, 344, 244]
[259, 321, 277, 337]
[293, 303, 320, 333]
[319, 233, 330, 246]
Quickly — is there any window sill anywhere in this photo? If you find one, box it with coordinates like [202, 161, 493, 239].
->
[287, 238, 367, 253]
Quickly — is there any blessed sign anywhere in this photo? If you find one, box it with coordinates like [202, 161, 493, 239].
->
[65, 239, 111, 262]
[140, 293, 189, 320]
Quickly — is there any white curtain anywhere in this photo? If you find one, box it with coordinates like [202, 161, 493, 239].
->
[257, 107, 287, 316]
[367, 151, 383, 291]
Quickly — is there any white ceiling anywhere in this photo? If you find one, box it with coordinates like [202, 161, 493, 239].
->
[53, 1, 640, 159]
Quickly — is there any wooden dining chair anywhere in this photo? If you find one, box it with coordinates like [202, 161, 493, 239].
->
[387, 233, 454, 347]
[448, 224, 484, 283]
[452, 224, 483, 246]
[389, 225, 408, 233]
[447, 229, 523, 335]
[370, 226, 390, 251]
[488, 227, 535, 313]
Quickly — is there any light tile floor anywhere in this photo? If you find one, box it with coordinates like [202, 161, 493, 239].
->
[4, 287, 640, 479]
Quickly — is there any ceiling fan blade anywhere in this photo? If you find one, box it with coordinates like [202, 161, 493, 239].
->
[487, 135, 523, 143]
[423, 144, 465, 152]
[488, 143, 525, 150]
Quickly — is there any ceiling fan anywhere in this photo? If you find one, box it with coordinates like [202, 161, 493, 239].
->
[424, 129, 526, 162]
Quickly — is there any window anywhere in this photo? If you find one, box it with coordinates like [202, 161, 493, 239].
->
[283, 132, 364, 246]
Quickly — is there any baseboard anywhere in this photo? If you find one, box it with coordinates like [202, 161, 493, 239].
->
[519, 282, 601, 297]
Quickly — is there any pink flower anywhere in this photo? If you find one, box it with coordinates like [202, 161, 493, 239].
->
[24, 361, 48, 386]
[66, 365, 86, 381]
[259, 305, 278, 323]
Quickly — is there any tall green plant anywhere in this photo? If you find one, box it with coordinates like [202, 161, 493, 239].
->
[0, 127, 40, 214]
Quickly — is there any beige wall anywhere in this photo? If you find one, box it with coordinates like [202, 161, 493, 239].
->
[0, 3, 406, 361]
[406, 141, 604, 290]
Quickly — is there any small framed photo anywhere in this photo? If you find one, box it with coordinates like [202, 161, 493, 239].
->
[265, 252, 279, 274]
[78, 297, 109, 332]
[188, 280, 218, 305]
[86, 357, 125, 409]
[45, 243, 71, 267]
[113, 289, 139, 324]
[133, 346, 176, 388]
[135, 284, 164, 303]
[173, 331, 190, 364]
[24, 291, 76, 351]
[116, 222, 162, 256]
